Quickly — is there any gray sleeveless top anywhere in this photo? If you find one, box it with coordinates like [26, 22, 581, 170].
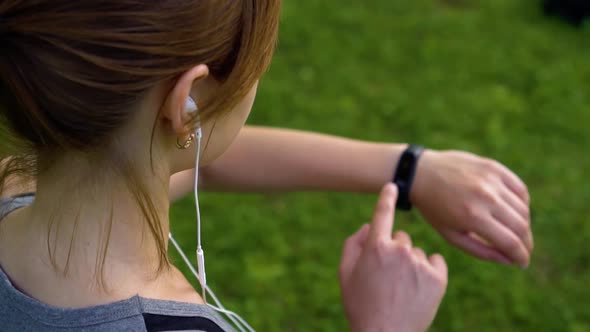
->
[0, 195, 236, 332]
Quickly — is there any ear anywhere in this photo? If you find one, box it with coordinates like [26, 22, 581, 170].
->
[161, 64, 209, 135]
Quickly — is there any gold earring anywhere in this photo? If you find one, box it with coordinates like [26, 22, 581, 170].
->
[176, 133, 196, 149]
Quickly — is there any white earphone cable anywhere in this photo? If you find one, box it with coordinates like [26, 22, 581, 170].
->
[195, 128, 202, 247]
[168, 233, 253, 332]
[194, 127, 207, 304]
[168, 114, 254, 332]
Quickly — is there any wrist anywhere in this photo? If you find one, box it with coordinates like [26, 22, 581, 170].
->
[409, 148, 436, 210]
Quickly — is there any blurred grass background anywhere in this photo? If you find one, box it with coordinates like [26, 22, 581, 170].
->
[170, 0, 590, 331]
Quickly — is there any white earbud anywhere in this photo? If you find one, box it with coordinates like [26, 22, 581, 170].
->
[186, 96, 198, 114]
[186, 96, 202, 139]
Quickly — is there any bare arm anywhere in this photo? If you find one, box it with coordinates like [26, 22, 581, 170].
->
[169, 126, 404, 200]
[170, 125, 533, 268]
[203, 126, 399, 192]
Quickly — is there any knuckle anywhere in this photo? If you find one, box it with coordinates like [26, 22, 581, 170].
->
[395, 243, 413, 260]
[373, 238, 392, 261]
[460, 201, 482, 220]
[484, 171, 500, 184]
[394, 231, 412, 246]
[475, 183, 499, 205]
[413, 247, 426, 258]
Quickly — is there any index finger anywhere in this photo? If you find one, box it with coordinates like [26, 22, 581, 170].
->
[368, 183, 398, 243]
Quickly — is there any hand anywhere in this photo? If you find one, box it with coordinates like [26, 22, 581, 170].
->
[411, 150, 533, 268]
[339, 184, 448, 332]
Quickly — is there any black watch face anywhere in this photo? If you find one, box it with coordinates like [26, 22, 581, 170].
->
[396, 179, 407, 188]
[397, 155, 417, 179]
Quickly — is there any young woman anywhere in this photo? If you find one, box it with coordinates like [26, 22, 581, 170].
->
[0, 1, 531, 331]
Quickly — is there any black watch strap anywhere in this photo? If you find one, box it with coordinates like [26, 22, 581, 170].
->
[392, 144, 424, 211]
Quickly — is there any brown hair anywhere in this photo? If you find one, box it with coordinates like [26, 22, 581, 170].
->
[0, 0, 281, 282]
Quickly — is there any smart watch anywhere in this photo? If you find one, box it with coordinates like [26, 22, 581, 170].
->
[392, 144, 424, 211]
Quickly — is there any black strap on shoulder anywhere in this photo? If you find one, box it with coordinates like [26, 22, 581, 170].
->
[143, 313, 226, 332]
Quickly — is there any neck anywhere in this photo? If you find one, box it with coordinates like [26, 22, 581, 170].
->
[25, 153, 172, 284]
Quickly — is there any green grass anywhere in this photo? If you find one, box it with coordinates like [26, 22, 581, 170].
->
[170, 1, 590, 331]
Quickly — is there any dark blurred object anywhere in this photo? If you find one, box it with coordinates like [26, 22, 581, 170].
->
[543, 0, 590, 27]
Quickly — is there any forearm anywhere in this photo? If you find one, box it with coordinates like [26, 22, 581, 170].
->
[197, 126, 407, 193]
